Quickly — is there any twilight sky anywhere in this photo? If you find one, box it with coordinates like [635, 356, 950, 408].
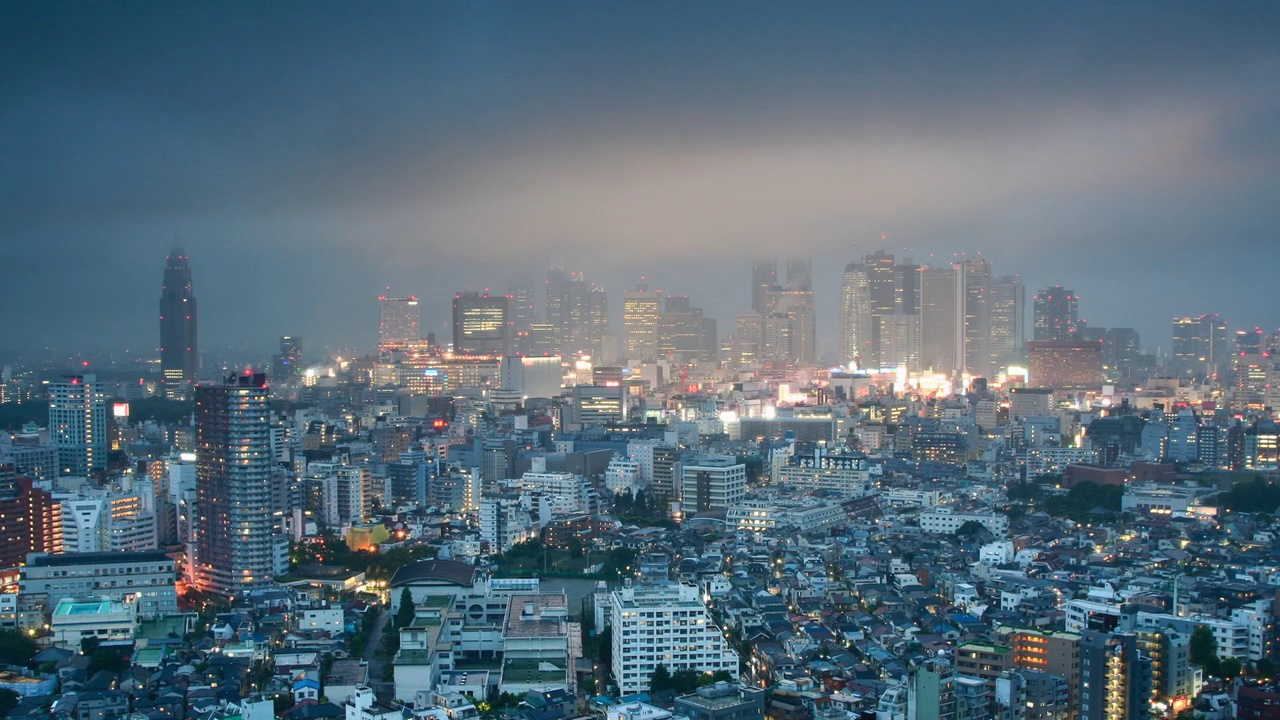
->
[3, 2, 1279, 361]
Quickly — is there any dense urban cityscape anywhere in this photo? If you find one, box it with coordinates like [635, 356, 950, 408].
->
[5, 4, 1280, 720]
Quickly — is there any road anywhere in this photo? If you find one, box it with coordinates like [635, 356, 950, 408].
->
[361, 607, 391, 696]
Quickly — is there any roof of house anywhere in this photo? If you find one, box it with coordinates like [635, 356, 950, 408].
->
[389, 559, 477, 588]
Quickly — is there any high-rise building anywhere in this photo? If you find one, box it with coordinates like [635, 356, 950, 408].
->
[680, 456, 746, 512]
[989, 275, 1025, 372]
[1103, 328, 1141, 380]
[765, 287, 816, 365]
[49, 374, 108, 477]
[452, 291, 513, 356]
[839, 264, 872, 369]
[378, 295, 421, 353]
[786, 255, 812, 292]
[159, 248, 198, 398]
[1078, 630, 1152, 720]
[194, 373, 287, 597]
[1033, 286, 1079, 341]
[751, 259, 777, 314]
[919, 265, 962, 376]
[1171, 314, 1230, 374]
[658, 295, 705, 362]
[609, 582, 739, 695]
[623, 282, 662, 362]
[545, 269, 609, 359]
[272, 336, 303, 381]
[1027, 341, 1103, 391]
[958, 258, 994, 379]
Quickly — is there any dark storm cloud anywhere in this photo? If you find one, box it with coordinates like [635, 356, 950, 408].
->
[2, 2, 1279, 354]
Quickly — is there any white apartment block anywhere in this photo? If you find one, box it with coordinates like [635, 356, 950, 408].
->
[610, 582, 738, 696]
[882, 488, 943, 508]
[919, 508, 1009, 537]
[1063, 599, 1270, 661]
[520, 471, 588, 515]
[1022, 447, 1099, 475]
[776, 451, 873, 497]
[479, 499, 538, 554]
[680, 456, 746, 512]
[606, 456, 643, 496]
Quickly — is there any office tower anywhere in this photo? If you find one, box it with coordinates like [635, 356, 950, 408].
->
[878, 313, 921, 371]
[919, 265, 962, 376]
[452, 291, 513, 356]
[650, 445, 679, 507]
[864, 250, 898, 314]
[272, 336, 303, 380]
[989, 275, 1025, 372]
[545, 269, 608, 359]
[896, 256, 920, 314]
[1103, 328, 1141, 380]
[839, 264, 872, 368]
[751, 259, 777, 313]
[786, 255, 812, 292]
[1171, 314, 1230, 374]
[1027, 341, 1103, 391]
[658, 295, 705, 362]
[1033, 286, 1079, 341]
[765, 287, 816, 365]
[378, 294, 421, 353]
[623, 282, 662, 361]
[957, 258, 994, 378]
[1078, 631, 1152, 720]
[194, 373, 287, 597]
[159, 248, 199, 397]
[609, 582, 739, 695]
[509, 284, 539, 329]
[570, 384, 627, 428]
[587, 283, 610, 360]
[49, 374, 108, 476]
[1236, 327, 1264, 354]
[680, 456, 746, 511]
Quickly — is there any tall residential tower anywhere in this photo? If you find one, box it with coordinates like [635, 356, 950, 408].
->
[194, 373, 288, 597]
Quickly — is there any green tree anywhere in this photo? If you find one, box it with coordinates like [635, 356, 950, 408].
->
[0, 630, 36, 667]
[0, 689, 18, 717]
[87, 648, 129, 675]
[1190, 625, 1217, 668]
[649, 663, 672, 692]
[396, 589, 416, 627]
[1256, 658, 1276, 677]
[1220, 657, 1243, 679]
[670, 668, 701, 693]
[953, 521, 986, 540]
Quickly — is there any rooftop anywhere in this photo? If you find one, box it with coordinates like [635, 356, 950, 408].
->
[503, 593, 570, 638]
[389, 559, 477, 588]
[29, 550, 173, 567]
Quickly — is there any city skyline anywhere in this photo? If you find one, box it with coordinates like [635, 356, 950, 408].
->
[3, 4, 1280, 356]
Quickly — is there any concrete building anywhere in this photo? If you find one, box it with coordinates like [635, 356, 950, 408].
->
[50, 597, 138, 649]
[499, 593, 574, 694]
[775, 449, 873, 497]
[919, 507, 1009, 536]
[1027, 341, 1103, 392]
[680, 456, 747, 512]
[674, 683, 766, 720]
[21, 551, 177, 618]
[193, 373, 289, 597]
[610, 582, 738, 696]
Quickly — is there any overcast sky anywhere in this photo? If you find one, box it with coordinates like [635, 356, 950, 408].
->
[3, 2, 1279, 360]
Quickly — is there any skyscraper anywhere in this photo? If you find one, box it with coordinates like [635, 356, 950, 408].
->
[957, 258, 993, 378]
[623, 281, 662, 361]
[919, 265, 962, 376]
[839, 263, 871, 368]
[49, 374, 108, 477]
[989, 274, 1026, 372]
[786, 255, 812, 292]
[1171, 313, 1230, 374]
[1079, 630, 1152, 720]
[751, 259, 777, 313]
[272, 336, 303, 380]
[1033, 286, 1078, 341]
[545, 269, 608, 359]
[159, 248, 198, 398]
[194, 372, 287, 597]
[451, 291, 513, 356]
[378, 294, 420, 353]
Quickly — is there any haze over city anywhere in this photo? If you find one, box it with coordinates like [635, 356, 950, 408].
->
[4, 2, 1280, 356]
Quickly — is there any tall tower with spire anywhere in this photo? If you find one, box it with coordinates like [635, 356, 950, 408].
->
[160, 247, 198, 399]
